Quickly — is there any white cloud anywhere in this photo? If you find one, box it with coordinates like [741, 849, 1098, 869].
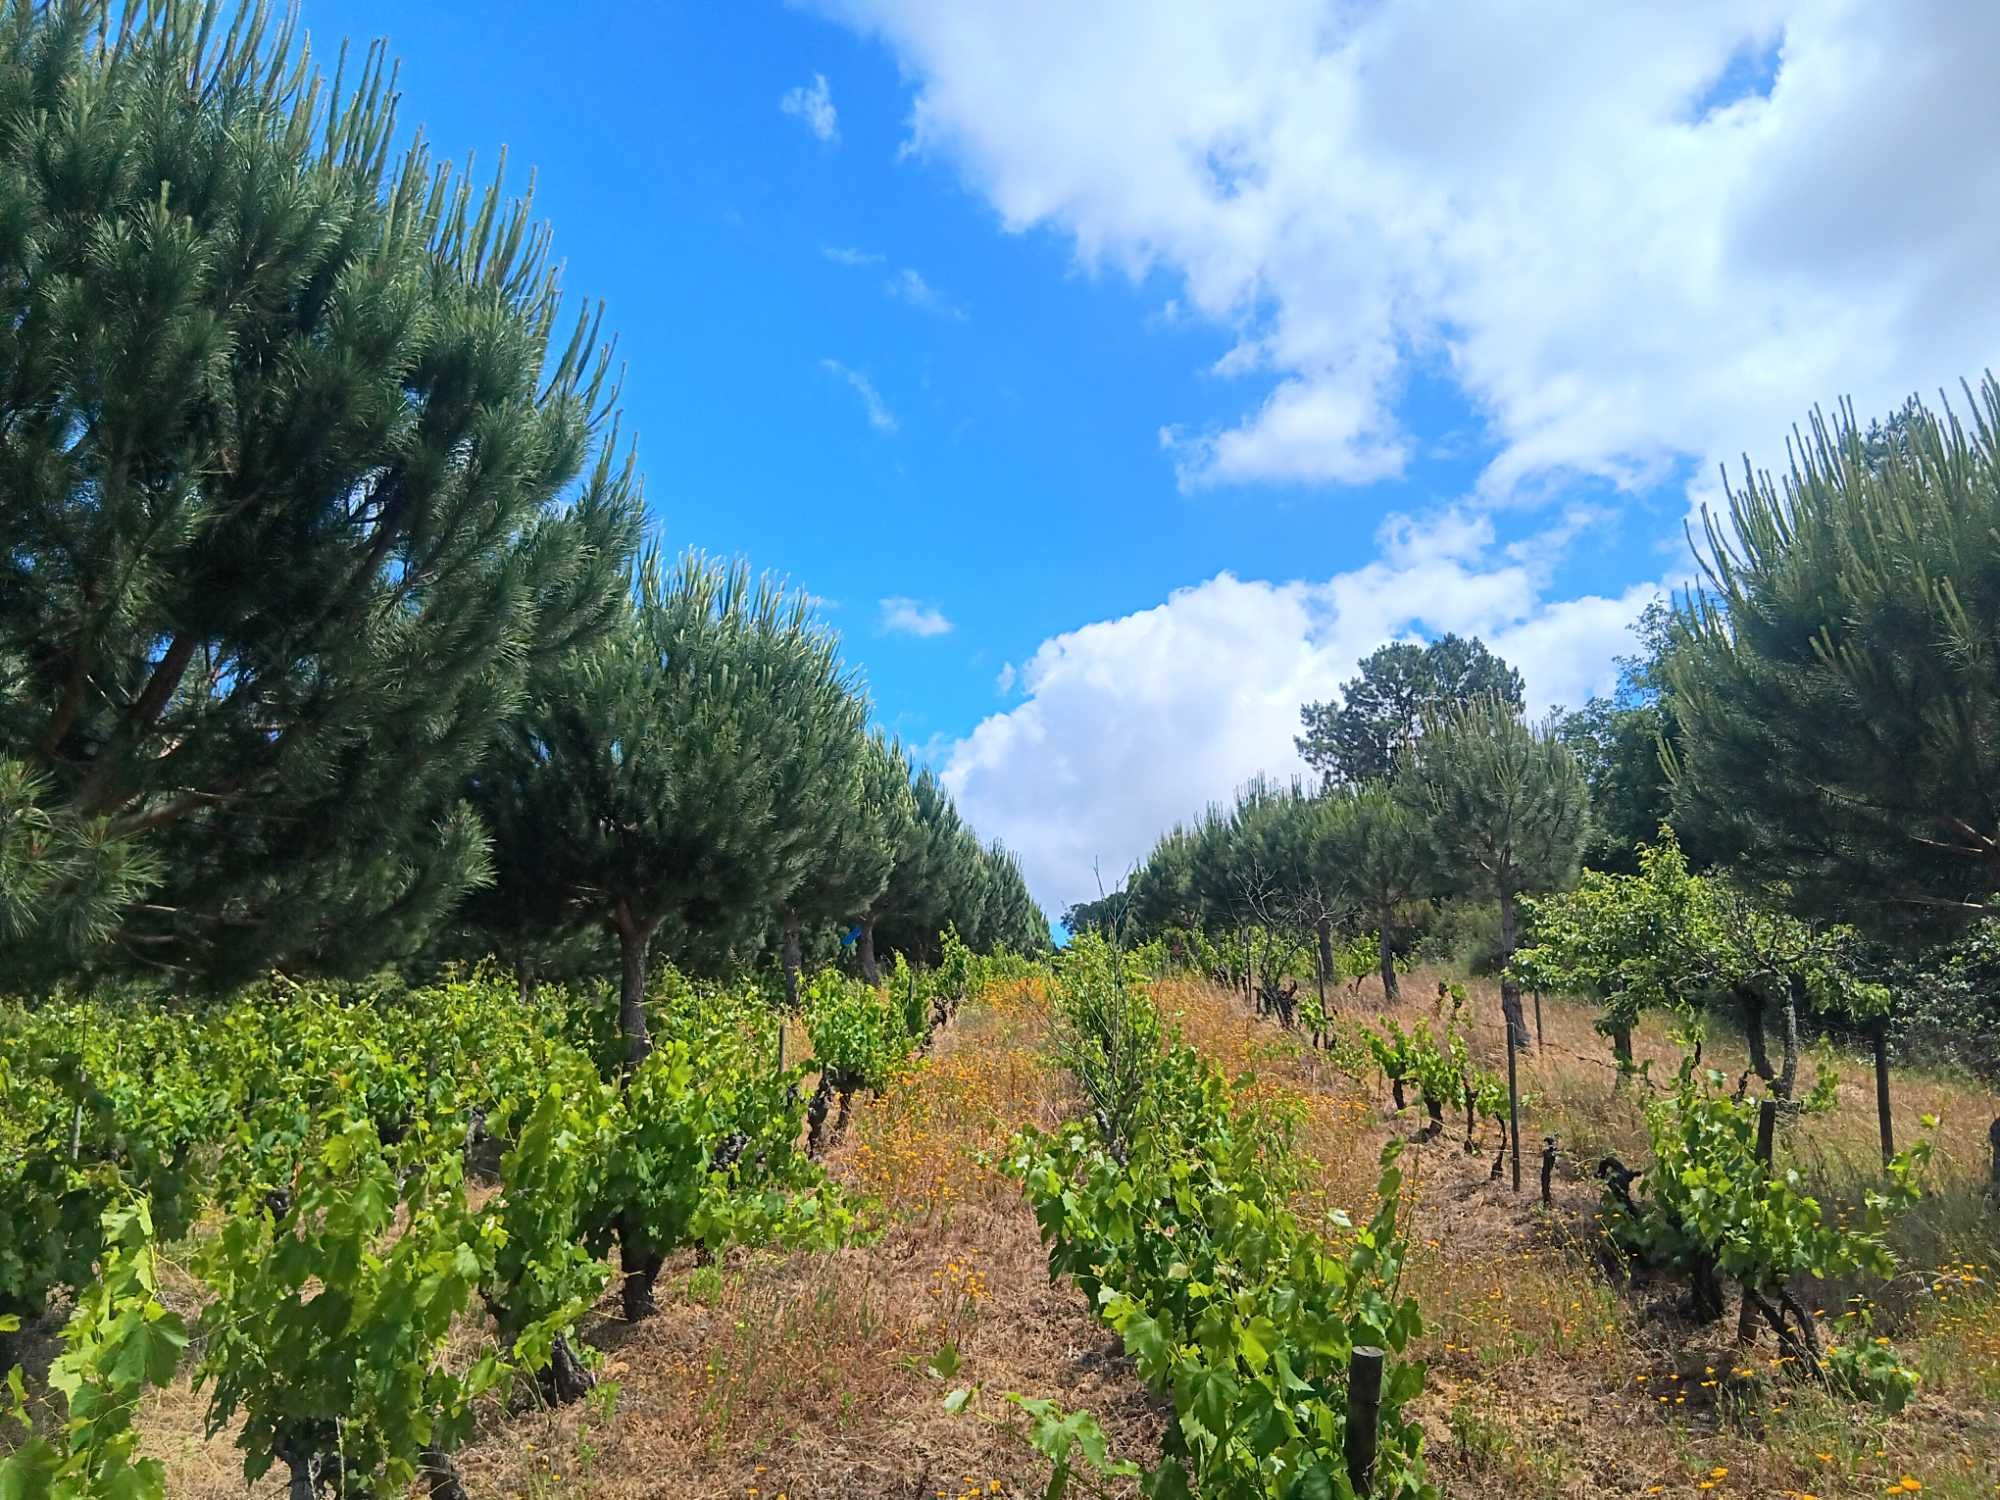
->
[815, 1, 2000, 498]
[819, 358, 898, 432]
[884, 266, 966, 318]
[880, 596, 955, 637]
[821, 244, 884, 266]
[780, 73, 840, 143]
[938, 511, 1660, 912]
[995, 662, 1017, 693]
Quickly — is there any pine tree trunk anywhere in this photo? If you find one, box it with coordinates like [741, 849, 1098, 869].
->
[515, 953, 536, 1005]
[782, 908, 803, 1013]
[614, 898, 656, 1067]
[1872, 1019, 1895, 1167]
[859, 915, 880, 986]
[1378, 911, 1399, 1002]
[1497, 886, 1527, 1192]
[1496, 888, 1530, 1050]
[1610, 1026, 1634, 1089]
[1316, 916, 1334, 1004]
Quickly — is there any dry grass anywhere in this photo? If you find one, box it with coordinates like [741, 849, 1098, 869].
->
[1158, 965, 2000, 1500]
[18, 968, 1997, 1498]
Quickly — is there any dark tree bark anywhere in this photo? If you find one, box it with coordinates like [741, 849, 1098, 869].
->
[1740, 986, 1774, 1086]
[613, 898, 657, 1066]
[1610, 1025, 1634, 1089]
[1497, 885, 1527, 1190]
[421, 1449, 469, 1500]
[806, 1070, 836, 1155]
[781, 908, 803, 1013]
[542, 1333, 596, 1405]
[859, 914, 881, 986]
[1316, 916, 1334, 1006]
[1378, 910, 1399, 1002]
[515, 953, 536, 1005]
[619, 1227, 664, 1324]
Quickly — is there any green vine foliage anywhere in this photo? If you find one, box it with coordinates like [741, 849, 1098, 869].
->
[0, 1200, 185, 1500]
[1012, 981, 1434, 1500]
[803, 968, 916, 1094]
[1604, 1052, 1931, 1364]
[194, 1114, 512, 1497]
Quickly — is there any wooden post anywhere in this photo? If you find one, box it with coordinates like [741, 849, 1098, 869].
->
[1345, 1345, 1385, 1496]
[1506, 1031, 1522, 1192]
[1872, 1020, 1894, 1167]
[1533, 991, 1545, 1053]
[1540, 1134, 1557, 1209]
[1987, 1117, 2000, 1197]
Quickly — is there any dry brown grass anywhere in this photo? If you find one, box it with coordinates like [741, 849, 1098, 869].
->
[1158, 965, 2000, 1500]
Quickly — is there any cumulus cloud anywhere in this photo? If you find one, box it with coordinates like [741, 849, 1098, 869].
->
[938, 512, 1660, 913]
[880, 597, 955, 637]
[780, 72, 839, 143]
[814, 1, 2000, 497]
[818, 358, 898, 432]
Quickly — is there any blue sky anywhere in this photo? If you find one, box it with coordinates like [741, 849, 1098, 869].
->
[309, 1, 2000, 916]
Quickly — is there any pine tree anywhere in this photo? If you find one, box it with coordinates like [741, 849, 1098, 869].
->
[774, 724, 898, 1006]
[1670, 377, 2000, 936]
[466, 551, 850, 1063]
[1322, 782, 1433, 1002]
[1400, 695, 1590, 1187]
[0, 3, 641, 986]
[849, 735, 920, 984]
[1298, 634, 1524, 786]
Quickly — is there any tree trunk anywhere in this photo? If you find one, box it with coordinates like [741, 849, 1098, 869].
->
[1610, 1025, 1634, 1089]
[1378, 911, 1399, 1003]
[1505, 1025, 1522, 1191]
[1533, 991, 1545, 1052]
[1740, 986, 1774, 1086]
[1245, 928, 1257, 1007]
[515, 953, 536, 1006]
[859, 915, 881, 987]
[619, 1220, 664, 1323]
[1316, 917, 1334, 1004]
[1988, 1117, 2000, 1196]
[542, 1333, 595, 1404]
[1872, 1019, 1894, 1167]
[1777, 975, 1802, 1100]
[806, 1070, 836, 1155]
[614, 898, 656, 1067]
[421, 1448, 469, 1500]
[1496, 888, 1530, 1051]
[782, 908, 803, 1013]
